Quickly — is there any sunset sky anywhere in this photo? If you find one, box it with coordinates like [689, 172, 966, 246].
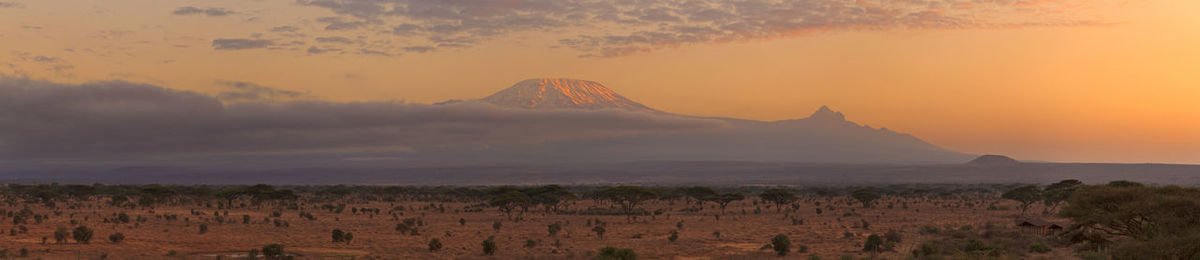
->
[2, 0, 1198, 164]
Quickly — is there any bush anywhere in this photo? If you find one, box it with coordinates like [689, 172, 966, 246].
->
[884, 230, 902, 243]
[199, 223, 208, 234]
[261, 244, 287, 259]
[548, 222, 562, 236]
[592, 226, 606, 239]
[668, 230, 679, 242]
[428, 238, 443, 252]
[53, 227, 69, 244]
[771, 234, 791, 256]
[332, 229, 345, 242]
[595, 247, 636, 260]
[482, 236, 497, 255]
[1029, 242, 1052, 253]
[108, 232, 125, 243]
[72, 226, 93, 244]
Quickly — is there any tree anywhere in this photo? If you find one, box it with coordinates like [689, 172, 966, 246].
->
[862, 234, 884, 254]
[682, 186, 717, 206]
[489, 190, 531, 220]
[760, 189, 797, 213]
[1001, 185, 1041, 216]
[72, 226, 93, 244]
[1042, 179, 1083, 215]
[770, 234, 791, 256]
[596, 186, 657, 222]
[595, 247, 637, 260]
[1059, 185, 1200, 259]
[709, 193, 744, 214]
[851, 189, 881, 208]
[528, 185, 577, 213]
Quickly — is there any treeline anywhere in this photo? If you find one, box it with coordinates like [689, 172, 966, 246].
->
[0, 183, 1014, 209]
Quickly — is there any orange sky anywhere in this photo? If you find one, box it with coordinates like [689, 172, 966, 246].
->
[1, 0, 1197, 163]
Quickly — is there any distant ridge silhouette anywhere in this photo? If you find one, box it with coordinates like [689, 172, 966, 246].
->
[968, 155, 1020, 165]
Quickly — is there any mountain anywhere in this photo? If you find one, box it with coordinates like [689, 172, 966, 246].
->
[480, 78, 658, 112]
[968, 155, 1020, 165]
[423, 80, 976, 164]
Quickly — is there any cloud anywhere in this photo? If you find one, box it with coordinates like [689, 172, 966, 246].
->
[216, 81, 309, 102]
[307, 46, 341, 54]
[315, 36, 355, 44]
[270, 26, 300, 32]
[173, 7, 235, 17]
[0, 2, 22, 8]
[212, 38, 274, 50]
[0, 77, 726, 161]
[276, 0, 1118, 57]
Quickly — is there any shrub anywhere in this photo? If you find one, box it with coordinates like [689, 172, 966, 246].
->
[1029, 242, 1052, 253]
[525, 239, 538, 248]
[884, 230, 902, 243]
[53, 227, 69, 244]
[261, 244, 286, 259]
[595, 247, 636, 260]
[428, 238, 443, 252]
[247, 249, 259, 259]
[771, 234, 791, 256]
[199, 223, 208, 234]
[548, 222, 562, 236]
[797, 244, 808, 253]
[668, 230, 679, 242]
[592, 226, 606, 239]
[482, 236, 497, 255]
[332, 229, 345, 242]
[492, 221, 502, 232]
[108, 232, 125, 243]
[72, 226, 93, 244]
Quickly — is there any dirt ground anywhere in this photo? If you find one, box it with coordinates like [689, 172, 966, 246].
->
[0, 196, 1076, 259]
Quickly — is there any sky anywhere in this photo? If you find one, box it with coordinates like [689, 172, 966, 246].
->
[1, 0, 1198, 164]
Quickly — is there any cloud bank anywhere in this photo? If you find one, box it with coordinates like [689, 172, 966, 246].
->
[0, 77, 726, 161]
[239, 0, 1118, 57]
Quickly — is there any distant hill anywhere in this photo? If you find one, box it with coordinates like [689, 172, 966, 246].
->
[968, 155, 1021, 165]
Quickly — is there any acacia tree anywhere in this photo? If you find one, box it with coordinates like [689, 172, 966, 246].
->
[596, 186, 657, 222]
[1041, 179, 1082, 215]
[682, 186, 717, 206]
[708, 193, 744, 214]
[851, 188, 882, 208]
[759, 189, 797, 213]
[1002, 185, 1042, 217]
[1059, 184, 1200, 259]
[489, 190, 531, 220]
